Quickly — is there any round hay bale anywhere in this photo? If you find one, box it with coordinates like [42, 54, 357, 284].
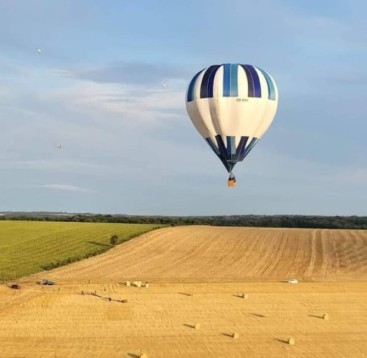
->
[323, 313, 329, 320]
[288, 337, 295, 345]
[145, 283, 149, 288]
[232, 332, 239, 339]
[125, 281, 131, 287]
[194, 323, 201, 330]
[140, 353, 147, 358]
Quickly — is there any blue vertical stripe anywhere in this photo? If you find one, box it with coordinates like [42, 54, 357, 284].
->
[226, 136, 236, 158]
[223, 64, 239, 98]
[223, 64, 231, 97]
[186, 69, 203, 102]
[256, 67, 276, 100]
[229, 64, 238, 97]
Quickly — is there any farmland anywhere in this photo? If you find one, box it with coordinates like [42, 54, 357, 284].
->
[0, 221, 162, 280]
[31, 225, 367, 284]
[1, 225, 367, 357]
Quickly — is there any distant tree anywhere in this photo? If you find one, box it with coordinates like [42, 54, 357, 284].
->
[110, 235, 119, 246]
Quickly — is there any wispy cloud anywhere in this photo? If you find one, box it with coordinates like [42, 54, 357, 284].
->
[40, 80, 185, 123]
[60, 61, 192, 85]
[40, 184, 95, 193]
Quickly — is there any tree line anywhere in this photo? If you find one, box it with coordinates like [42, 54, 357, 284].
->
[1, 212, 367, 229]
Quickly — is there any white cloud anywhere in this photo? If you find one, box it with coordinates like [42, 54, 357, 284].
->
[64, 82, 185, 122]
[40, 184, 95, 193]
[45, 66, 187, 124]
[63, 61, 192, 85]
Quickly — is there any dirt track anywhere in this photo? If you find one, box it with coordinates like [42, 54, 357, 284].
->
[2, 226, 367, 357]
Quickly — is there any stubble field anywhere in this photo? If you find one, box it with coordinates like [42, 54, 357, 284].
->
[1, 225, 367, 357]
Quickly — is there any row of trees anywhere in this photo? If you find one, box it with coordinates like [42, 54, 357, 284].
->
[1, 212, 367, 229]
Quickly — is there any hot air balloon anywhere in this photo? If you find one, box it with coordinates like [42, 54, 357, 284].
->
[185, 63, 278, 187]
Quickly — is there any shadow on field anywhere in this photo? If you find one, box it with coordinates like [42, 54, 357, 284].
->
[87, 241, 111, 248]
[251, 313, 266, 318]
[275, 337, 289, 344]
[127, 354, 140, 358]
[233, 293, 245, 298]
[222, 332, 234, 338]
[183, 323, 195, 329]
[309, 314, 323, 319]
[78, 291, 127, 303]
[178, 292, 193, 296]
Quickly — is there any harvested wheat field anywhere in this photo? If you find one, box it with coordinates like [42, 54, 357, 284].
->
[1, 226, 367, 357]
[26, 226, 367, 283]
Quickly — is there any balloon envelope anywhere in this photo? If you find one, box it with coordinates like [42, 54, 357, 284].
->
[185, 63, 278, 173]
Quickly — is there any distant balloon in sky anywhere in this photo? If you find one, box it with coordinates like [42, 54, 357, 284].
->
[185, 63, 278, 187]
[161, 82, 167, 88]
[56, 144, 62, 149]
[37, 48, 42, 54]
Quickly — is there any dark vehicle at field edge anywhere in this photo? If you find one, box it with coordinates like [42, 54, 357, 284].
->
[9, 283, 21, 289]
[37, 279, 55, 285]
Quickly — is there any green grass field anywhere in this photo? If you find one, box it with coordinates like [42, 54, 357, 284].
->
[0, 221, 162, 280]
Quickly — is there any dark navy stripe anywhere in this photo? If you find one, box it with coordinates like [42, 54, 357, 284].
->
[245, 65, 261, 97]
[207, 134, 258, 172]
[223, 64, 231, 97]
[256, 67, 276, 100]
[207, 135, 260, 173]
[240, 137, 258, 160]
[240, 65, 254, 97]
[200, 65, 219, 99]
[205, 138, 220, 155]
[236, 136, 249, 155]
[220, 157, 232, 172]
[187, 69, 203, 102]
[207, 65, 220, 98]
[215, 135, 228, 160]
[230, 64, 238, 97]
[206, 137, 232, 172]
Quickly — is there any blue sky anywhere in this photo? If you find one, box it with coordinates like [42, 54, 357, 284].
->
[0, 0, 366, 215]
